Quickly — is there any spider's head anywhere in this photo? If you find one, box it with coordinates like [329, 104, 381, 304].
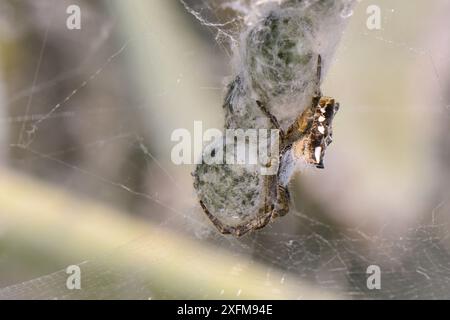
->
[293, 97, 339, 169]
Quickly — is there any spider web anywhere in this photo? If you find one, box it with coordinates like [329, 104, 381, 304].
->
[0, 0, 450, 299]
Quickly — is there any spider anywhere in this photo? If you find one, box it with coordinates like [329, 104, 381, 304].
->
[193, 55, 339, 237]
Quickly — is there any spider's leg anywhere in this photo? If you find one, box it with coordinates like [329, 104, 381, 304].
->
[314, 54, 323, 98]
[316, 54, 322, 84]
[256, 100, 285, 138]
[200, 200, 251, 237]
[233, 214, 272, 237]
[199, 200, 231, 235]
[270, 184, 290, 219]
